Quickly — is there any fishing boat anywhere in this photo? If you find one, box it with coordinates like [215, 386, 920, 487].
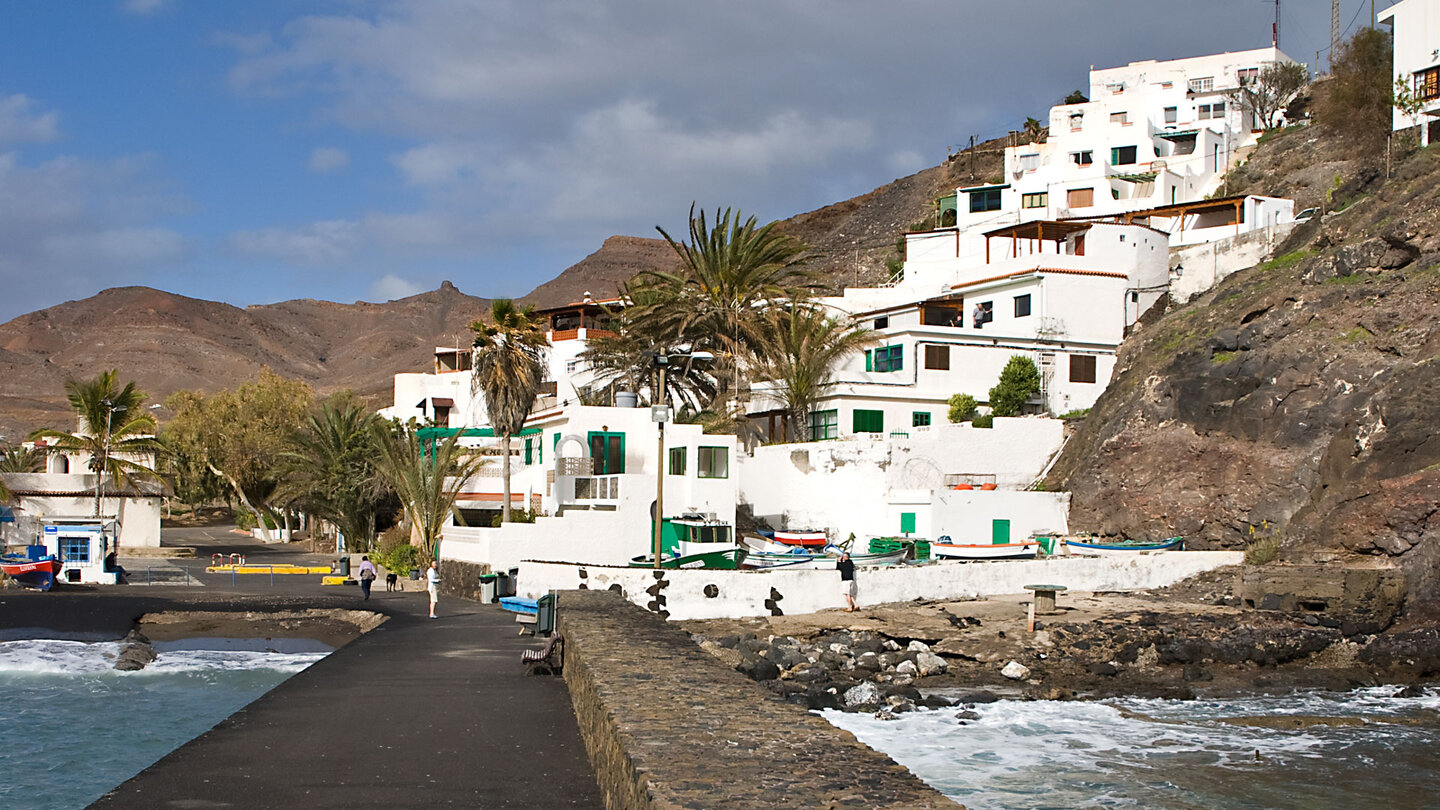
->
[663, 514, 741, 559]
[767, 529, 828, 548]
[0, 548, 62, 591]
[930, 536, 1039, 560]
[629, 548, 748, 569]
[1063, 536, 1185, 555]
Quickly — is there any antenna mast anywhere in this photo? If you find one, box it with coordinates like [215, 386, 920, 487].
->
[1331, 0, 1341, 72]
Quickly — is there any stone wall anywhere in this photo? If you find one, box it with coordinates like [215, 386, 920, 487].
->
[438, 559, 492, 603]
[556, 589, 960, 809]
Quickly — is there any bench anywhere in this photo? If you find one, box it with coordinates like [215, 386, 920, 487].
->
[521, 632, 564, 675]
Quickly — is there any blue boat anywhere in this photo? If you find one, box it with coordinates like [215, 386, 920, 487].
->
[1064, 536, 1184, 554]
[0, 546, 62, 591]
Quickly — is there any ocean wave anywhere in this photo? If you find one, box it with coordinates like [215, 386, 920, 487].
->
[0, 639, 325, 676]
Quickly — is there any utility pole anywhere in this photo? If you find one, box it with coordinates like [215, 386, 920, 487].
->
[1331, 0, 1341, 73]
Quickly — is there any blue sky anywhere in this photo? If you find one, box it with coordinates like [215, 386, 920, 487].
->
[0, 0, 1362, 322]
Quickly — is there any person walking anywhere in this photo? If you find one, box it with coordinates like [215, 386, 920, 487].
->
[357, 555, 377, 601]
[838, 552, 858, 612]
[426, 560, 441, 619]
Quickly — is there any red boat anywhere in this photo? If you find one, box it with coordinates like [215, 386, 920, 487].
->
[768, 529, 828, 548]
[0, 552, 62, 590]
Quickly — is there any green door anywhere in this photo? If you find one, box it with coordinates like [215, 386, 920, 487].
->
[587, 431, 625, 475]
[900, 512, 917, 535]
[992, 519, 1011, 545]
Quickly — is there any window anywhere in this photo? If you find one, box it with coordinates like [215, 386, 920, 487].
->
[1022, 192, 1048, 209]
[968, 188, 1002, 212]
[587, 431, 625, 474]
[697, 447, 729, 479]
[921, 303, 963, 327]
[912, 412, 931, 428]
[1070, 150, 1093, 167]
[1198, 101, 1226, 120]
[1070, 354, 1097, 384]
[1106, 82, 1124, 94]
[1069, 112, 1083, 130]
[1111, 145, 1138, 165]
[61, 535, 90, 563]
[1417, 67, 1440, 100]
[1164, 106, 1177, 124]
[1067, 187, 1094, 208]
[566, 359, 582, 375]
[972, 301, 993, 327]
[1018, 153, 1039, 172]
[809, 409, 838, 441]
[1109, 111, 1128, 124]
[869, 344, 903, 373]
[1188, 76, 1214, 93]
[853, 409, 885, 434]
[1014, 294, 1032, 318]
[1237, 67, 1259, 85]
[924, 345, 950, 370]
[873, 315, 889, 329]
[668, 447, 686, 476]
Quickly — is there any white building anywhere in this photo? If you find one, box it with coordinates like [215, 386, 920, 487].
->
[949, 47, 1300, 238]
[1381, 0, 1440, 145]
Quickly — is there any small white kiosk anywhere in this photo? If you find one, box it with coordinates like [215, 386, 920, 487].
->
[41, 519, 119, 585]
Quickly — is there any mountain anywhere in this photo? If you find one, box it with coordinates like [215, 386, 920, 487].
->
[0, 137, 1007, 441]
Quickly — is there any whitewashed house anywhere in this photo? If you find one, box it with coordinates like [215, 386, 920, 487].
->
[1381, 0, 1440, 145]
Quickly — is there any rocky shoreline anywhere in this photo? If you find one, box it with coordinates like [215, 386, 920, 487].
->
[681, 581, 1440, 713]
[106, 609, 386, 671]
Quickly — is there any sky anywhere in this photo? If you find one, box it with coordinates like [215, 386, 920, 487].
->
[0, 0, 1378, 322]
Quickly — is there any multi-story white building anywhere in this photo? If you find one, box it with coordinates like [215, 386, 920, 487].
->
[1381, 0, 1440, 145]
[949, 47, 1300, 238]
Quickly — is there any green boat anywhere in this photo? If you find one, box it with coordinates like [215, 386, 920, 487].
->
[629, 548, 748, 569]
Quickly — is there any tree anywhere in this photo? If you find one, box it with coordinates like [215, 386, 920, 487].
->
[578, 286, 718, 415]
[1316, 27, 1394, 152]
[750, 304, 876, 442]
[629, 205, 815, 418]
[1022, 117, 1046, 143]
[1233, 61, 1309, 130]
[471, 299, 547, 523]
[947, 394, 977, 423]
[163, 370, 314, 541]
[274, 393, 386, 552]
[988, 356, 1042, 417]
[370, 421, 488, 563]
[30, 370, 163, 516]
[1063, 90, 1088, 105]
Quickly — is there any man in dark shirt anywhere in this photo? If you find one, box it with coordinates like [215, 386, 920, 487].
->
[838, 552, 857, 612]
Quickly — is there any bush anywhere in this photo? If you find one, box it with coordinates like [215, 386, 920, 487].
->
[234, 510, 277, 531]
[988, 356, 1042, 417]
[1244, 537, 1280, 566]
[947, 394, 977, 423]
[1315, 27, 1393, 152]
[1058, 408, 1090, 419]
[374, 525, 422, 575]
[972, 414, 994, 429]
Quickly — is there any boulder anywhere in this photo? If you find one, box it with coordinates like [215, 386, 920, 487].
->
[843, 681, 882, 710]
[915, 652, 949, 676]
[1001, 660, 1031, 680]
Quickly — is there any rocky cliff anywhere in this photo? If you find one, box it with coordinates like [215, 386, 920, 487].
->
[1045, 129, 1440, 609]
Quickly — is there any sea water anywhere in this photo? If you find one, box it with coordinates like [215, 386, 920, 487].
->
[822, 686, 1440, 810]
[0, 639, 325, 810]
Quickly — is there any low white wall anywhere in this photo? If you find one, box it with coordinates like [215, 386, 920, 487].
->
[1169, 223, 1294, 302]
[519, 551, 1242, 620]
[442, 498, 652, 571]
[932, 490, 1070, 543]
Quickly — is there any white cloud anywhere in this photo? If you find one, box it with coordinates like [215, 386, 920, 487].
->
[0, 95, 60, 145]
[368, 273, 426, 301]
[308, 146, 349, 172]
[122, 0, 170, 15]
[228, 219, 361, 266]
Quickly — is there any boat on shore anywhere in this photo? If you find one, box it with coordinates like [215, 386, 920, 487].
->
[931, 537, 1039, 560]
[738, 535, 906, 568]
[0, 549, 62, 591]
[628, 548, 748, 569]
[1064, 536, 1184, 554]
[763, 529, 828, 548]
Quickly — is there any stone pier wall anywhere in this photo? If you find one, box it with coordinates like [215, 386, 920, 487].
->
[555, 588, 960, 809]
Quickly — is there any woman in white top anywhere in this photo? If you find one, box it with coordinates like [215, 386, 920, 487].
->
[426, 560, 441, 618]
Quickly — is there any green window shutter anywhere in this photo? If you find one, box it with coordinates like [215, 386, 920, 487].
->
[524, 438, 533, 465]
[853, 409, 883, 433]
[865, 350, 873, 372]
[900, 512, 917, 534]
[992, 519, 1011, 545]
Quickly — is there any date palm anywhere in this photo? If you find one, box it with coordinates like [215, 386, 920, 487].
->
[471, 299, 547, 523]
[751, 304, 877, 442]
[30, 370, 163, 516]
[370, 420, 488, 563]
[274, 394, 386, 551]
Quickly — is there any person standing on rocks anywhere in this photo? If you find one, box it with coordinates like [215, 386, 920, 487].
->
[838, 552, 858, 612]
[357, 555, 377, 601]
[427, 560, 441, 619]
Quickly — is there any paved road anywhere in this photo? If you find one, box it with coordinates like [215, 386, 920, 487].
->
[8, 529, 605, 809]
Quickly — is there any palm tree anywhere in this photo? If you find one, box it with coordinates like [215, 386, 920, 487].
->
[578, 289, 718, 415]
[30, 370, 163, 516]
[1022, 116, 1046, 143]
[370, 421, 488, 563]
[470, 299, 547, 523]
[629, 205, 814, 418]
[0, 444, 46, 503]
[752, 304, 877, 442]
[274, 394, 386, 551]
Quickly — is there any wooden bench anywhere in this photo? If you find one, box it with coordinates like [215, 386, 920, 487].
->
[521, 632, 564, 675]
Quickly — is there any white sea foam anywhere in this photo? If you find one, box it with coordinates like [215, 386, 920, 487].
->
[0, 639, 324, 676]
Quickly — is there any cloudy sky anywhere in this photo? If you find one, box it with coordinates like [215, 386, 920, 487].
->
[0, 1, 1368, 322]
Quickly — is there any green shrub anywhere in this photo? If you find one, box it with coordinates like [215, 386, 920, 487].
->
[234, 511, 277, 531]
[1244, 536, 1280, 565]
[375, 528, 422, 575]
[988, 356, 1042, 417]
[947, 394, 977, 423]
[972, 414, 994, 429]
[1058, 408, 1090, 419]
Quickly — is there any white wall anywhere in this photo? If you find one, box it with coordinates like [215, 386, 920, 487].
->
[1382, 0, 1440, 142]
[518, 551, 1243, 620]
[1169, 221, 1296, 302]
[931, 490, 1070, 543]
[0, 473, 161, 549]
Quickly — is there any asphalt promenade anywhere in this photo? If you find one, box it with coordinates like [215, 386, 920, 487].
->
[4, 530, 604, 809]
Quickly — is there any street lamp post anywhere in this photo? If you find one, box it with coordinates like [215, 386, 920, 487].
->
[96, 399, 126, 518]
[650, 351, 712, 569]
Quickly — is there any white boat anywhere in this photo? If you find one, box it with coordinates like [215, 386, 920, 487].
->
[1063, 536, 1184, 555]
[931, 538, 1039, 560]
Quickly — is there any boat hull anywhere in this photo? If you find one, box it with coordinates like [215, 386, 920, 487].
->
[771, 530, 828, 547]
[0, 556, 62, 590]
[932, 542, 1039, 560]
[1065, 537, 1185, 554]
[629, 548, 748, 569]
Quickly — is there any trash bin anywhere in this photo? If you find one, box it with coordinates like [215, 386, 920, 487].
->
[503, 568, 519, 598]
[478, 574, 498, 603]
[337, 556, 351, 576]
[536, 591, 557, 635]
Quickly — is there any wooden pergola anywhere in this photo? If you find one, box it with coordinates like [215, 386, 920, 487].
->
[981, 220, 1094, 263]
[1108, 195, 1247, 240]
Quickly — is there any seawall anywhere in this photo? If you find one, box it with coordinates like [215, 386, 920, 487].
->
[555, 588, 960, 809]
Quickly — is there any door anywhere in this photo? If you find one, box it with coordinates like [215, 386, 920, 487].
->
[587, 431, 625, 475]
[900, 512, 917, 535]
[992, 519, 1011, 545]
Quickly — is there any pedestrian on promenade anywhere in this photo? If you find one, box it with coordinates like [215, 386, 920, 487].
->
[838, 552, 857, 612]
[427, 560, 441, 618]
[357, 555, 377, 601]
